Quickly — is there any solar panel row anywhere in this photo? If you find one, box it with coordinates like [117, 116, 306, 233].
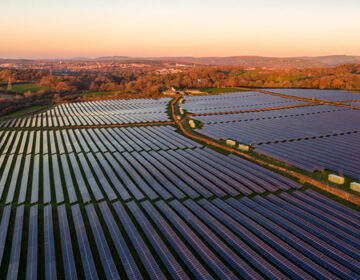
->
[255, 132, 360, 179]
[181, 92, 308, 114]
[0, 189, 358, 279]
[0, 92, 358, 279]
[0, 126, 199, 155]
[263, 88, 360, 102]
[193, 105, 350, 124]
[0, 97, 172, 128]
[0, 135, 300, 206]
[195, 109, 360, 144]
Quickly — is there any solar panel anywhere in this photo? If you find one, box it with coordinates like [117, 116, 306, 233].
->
[155, 200, 235, 279]
[94, 153, 130, 200]
[188, 199, 287, 279]
[0, 154, 15, 199]
[85, 204, 120, 279]
[98, 202, 142, 280]
[112, 201, 165, 280]
[58, 205, 77, 279]
[0, 206, 12, 266]
[114, 153, 158, 200]
[43, 154, 52, 204]
[6, 205, 25, 279]
[105, 152, 144, 200]
[123, 152, 172, 200]
[68, 153, 91, 203]
[71, 204, 98, 279]
[6, 154, 23, 203]
[44, 205, 57, 279]
[140, 151, 198, 199]
[26, 205, 38, 280]
[127, 201, 188, 280]
[170, 200, 260, 279]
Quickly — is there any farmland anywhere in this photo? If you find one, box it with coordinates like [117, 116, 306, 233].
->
[0, 105, 47, 120]
[5, 83, 54, 93]
[0, 90, 359, 279]
[199, 88, 250, 94]
[74, 91, 117, 97]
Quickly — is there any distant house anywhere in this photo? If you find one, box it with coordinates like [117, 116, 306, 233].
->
[163, 87, 185, 96]
[172, 87, 185, 95]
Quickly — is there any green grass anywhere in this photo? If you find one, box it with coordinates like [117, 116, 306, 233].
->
[0, 105, 47, 119]
[273, 77, 304, 82]
[6, 83, 53, 93]
[75, 91, 117, 97]
[199, 88, 249, 94]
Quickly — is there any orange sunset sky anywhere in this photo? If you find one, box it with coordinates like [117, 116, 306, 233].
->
[1, 0, 359, 59]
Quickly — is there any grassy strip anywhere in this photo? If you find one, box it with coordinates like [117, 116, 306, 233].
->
[74, 91, 117, 97]
[0, 105, 47, 120]
[6, 83, 53, 93]
[199, 88, 250, 94]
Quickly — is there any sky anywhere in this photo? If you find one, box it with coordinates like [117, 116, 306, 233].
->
[0, 0, 359, 59]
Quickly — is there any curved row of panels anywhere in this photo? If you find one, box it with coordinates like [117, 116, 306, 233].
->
[255, 132, 360, 179]
[0, 94, 359, 279]
[0, 190, 359, 279]
[180, 92, 308, 114]
[348, 101, 360, 107]
[0, 98, 172, 128]
[0, 126, 200, 155]
[193, 105, 350, 124]
[194, 109, 360, 145]
[263, 88, 360, 102]
[187, 92, 360, 180]
[0, 145, 300, 205]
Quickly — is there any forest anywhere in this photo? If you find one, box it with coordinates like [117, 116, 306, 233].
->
[0, 64, 359, 117]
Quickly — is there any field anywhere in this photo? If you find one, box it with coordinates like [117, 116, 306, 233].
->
[200, 87, 249, 94]
[6, 83, 53, 93]
[0, 105, 47, 120]
[0, 90, 359, 279]
[74, 90, 117, 97]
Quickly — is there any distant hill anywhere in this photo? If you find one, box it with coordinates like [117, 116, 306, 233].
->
[93, 55, 360, 69]
[95, 56, 133, 61]
[0, 59, 35, 64]
[301, 55, 360, 66]
[1, 55, 359, 69]
[146, 56, 329, 68]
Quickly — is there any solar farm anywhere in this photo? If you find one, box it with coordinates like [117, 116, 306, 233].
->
[0, 90, 359, 279]
[186, 89, 360, 183]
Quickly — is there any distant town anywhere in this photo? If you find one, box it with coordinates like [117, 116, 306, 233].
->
[0, 59, 195, 76]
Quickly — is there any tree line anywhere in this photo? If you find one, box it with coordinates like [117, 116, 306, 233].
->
[0, 64, 359, 116]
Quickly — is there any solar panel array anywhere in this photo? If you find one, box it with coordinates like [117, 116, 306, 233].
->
[195, 109, 360, 144]
[0, 189, 359, 279]
[263, 88, 360, 102]
[0, 94, 359, 279]
[0, 126, 301, 205]
[0, 97, 171, 128]
[193, 105, 350, 124]
[190, 92, 360, 179]
[255, 132, 360, 179]
[180, 91, 309, 114]
[348, 101, 360, 107]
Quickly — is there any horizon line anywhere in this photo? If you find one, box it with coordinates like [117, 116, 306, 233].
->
[1, 54, 359, 61]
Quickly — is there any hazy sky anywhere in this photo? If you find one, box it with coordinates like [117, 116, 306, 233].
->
[1, 0, 359, 58]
